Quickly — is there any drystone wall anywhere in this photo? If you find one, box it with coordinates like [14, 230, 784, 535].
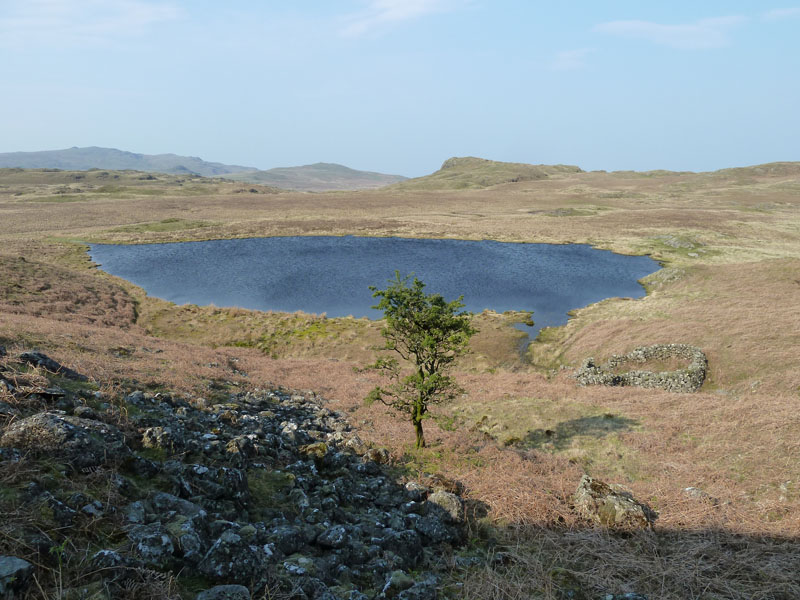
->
[575, 344, 707, 393]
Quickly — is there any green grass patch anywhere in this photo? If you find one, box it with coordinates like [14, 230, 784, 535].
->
[248, 469, 296, 512]
[454, 397, 645, 481]
[109, 218, 217, 234]
[27, 194, 88, 203]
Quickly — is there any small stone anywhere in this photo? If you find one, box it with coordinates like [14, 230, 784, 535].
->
[0, 556, 34, 598]
[363, 447, 391, 465]
[683, 487, 718, 505]
[299, 441, 328, 460]
[316, 525, 348, 549]
[195, 584, 251, 600]
[381, 570, 415, 598]
[427, 490, 464, 524]
[573, 475, 656, 529]
[128, 523, 175, 566]
[345, 434, 368, 455]
[18, 351, 87, 381]
[72, 405, 98, 420]
[0, 412, 129, 469]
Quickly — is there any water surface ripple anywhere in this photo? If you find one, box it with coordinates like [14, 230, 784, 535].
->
[88, 236, 659, 337]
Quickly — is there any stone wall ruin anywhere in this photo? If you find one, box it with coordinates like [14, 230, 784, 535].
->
[575, 344, 707, 393]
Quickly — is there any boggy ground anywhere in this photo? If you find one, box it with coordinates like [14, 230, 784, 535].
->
[1, 164, 800, 598]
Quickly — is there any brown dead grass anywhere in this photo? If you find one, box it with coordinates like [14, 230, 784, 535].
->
[0, 255, 137, 328]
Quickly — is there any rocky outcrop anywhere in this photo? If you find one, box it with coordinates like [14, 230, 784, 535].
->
[18, 351, 88, 381]
[575, 344, 707, 393]
[0, 359, 466, 599]
[0, 411, 130, 469]
[573, 475, 657, 529]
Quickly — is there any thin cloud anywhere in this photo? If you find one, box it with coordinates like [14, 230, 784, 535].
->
[763, 7, 800, 20]
[340, 0, 466, 37]
[550, 48, 594, 71]
[0, 0, 181, 47]
[594, 16, 746, 50]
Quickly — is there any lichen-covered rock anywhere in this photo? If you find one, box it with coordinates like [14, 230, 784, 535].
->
[198, 529, 275, 580]
[0, 355, 467, 599]
[300, 442, 329, 460]
[396, 576, 438, 600]
[0, 400, 20, 419]
[344, 434, 369, 456]
[381, 570, 415, 598]
[128, 523, 175, 566]
[363, 447, 391, 465]
[316, 524, 348, 549]
[379, 529, 423, 569]
[142, 426, 185, 453]
[573, 475, 656, 529]
[196, 585, 251, 600]
[414, 513, 460, 545]
[0, 412, 129, 469]
[427, 491, 464, 524]
[163, 462, 250, 515]
[0, 555, 34, 598]
[18, 351, 88, 381]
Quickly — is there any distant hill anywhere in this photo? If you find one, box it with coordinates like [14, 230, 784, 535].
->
[388, 157, 583, 190]
[0, 148, 407, 191]
[225, 162, 407, 192]
[0, 147, 258, 177]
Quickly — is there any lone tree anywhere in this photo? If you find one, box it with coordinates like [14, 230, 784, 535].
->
[365, 272, 476, 448]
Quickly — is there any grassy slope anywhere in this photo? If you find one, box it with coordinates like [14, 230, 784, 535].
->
[2, 162, 800, 598]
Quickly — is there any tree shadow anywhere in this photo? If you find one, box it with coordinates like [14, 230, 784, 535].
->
[519, 414, 639, 450]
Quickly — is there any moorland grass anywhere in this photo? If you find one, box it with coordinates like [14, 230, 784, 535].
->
[1, 163, 800, 598]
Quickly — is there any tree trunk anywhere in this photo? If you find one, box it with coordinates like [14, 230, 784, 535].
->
[414, 419, 425, 449]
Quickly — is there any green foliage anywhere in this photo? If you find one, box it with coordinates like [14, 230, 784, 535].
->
[366, 272, 476, 448]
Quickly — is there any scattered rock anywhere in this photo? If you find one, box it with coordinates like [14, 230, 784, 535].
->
[128, 523, 175, 567]
[0, 556, 34, 598]
[199, 530, 274, 580]
[316, 525, 348, 549]
[196, 585, 251, 600]
[683, 487, 719, 506]
[550, 567, 587, 600]
[300, 441, 329, 460]
[427, 490, 465, 524]
[345, 434, 368, 456]
[0, 401, 20, 419]
[381, 570, 415, 598]
[0, 412, 129, 469]
[0, 355, 468, 598]
[142, 426, 185, 453]
[573, 475, 657, 529]
[363, 447, 391, 465]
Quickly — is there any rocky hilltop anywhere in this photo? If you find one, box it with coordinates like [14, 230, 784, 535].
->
[0, 350, 467, 600]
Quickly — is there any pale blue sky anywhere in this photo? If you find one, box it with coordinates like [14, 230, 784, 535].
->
[1, 1, 798, 176]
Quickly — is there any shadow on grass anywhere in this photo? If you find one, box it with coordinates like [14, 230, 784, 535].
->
[518, 414, 639, 450]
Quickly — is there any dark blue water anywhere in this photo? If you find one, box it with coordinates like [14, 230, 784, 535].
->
[88, 236, 658, 337]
